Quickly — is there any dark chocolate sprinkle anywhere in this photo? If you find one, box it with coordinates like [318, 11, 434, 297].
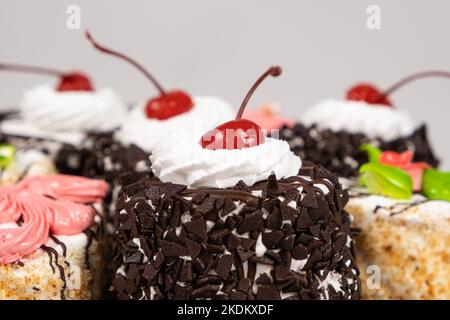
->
[266, 174, 279, 198]
[236, 248, 253, 262]
[179, 261, 193, 282]
[261, 230, 284, 249]
[256, 285, 281, 300]
[222, 198, 237, 216]
[233, 180, 252, 193]
[184, 218, 207, 242]
[292, 244, 308, 260]
[237, 212, 263, 234]
[225, 233, 241, 250]
[159, 240, 188, 256]
[215, 254, 234, 279]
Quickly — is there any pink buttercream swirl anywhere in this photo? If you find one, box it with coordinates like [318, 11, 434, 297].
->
[22, 174, 109, 204]
[0, 174, 108, 264]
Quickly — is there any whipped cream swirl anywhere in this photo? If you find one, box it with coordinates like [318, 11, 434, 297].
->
[20, 85, 126, 132]
[116, 96, 234, 152]
[151, 130, 301, 189]
[302, 99, 416, 141]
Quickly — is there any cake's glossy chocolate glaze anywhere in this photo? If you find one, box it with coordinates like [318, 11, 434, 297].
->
[112, 165, 361, 300]
[280, 123, 439, 177]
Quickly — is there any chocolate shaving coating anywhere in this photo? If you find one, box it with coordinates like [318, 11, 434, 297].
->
[57, 131, 152, 185]
[112, 164, 361, 300]
[279, 123, 439, 177]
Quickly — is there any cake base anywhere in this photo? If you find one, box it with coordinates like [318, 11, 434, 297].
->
[111, 165, 361, 300]
[0, 205, 107, 300]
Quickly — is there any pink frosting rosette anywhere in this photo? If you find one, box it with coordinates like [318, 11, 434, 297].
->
[0, 174, 108, 264]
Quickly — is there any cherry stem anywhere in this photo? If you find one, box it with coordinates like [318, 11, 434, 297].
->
[379, 70, 450, 102]
[0, 63, 66, 77]
[235, 66, 282, 120]
[85, 30, 166, 95]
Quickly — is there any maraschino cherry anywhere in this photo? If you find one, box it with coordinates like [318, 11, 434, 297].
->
[85, 31, 193, 120]
[346, 70, 450, 107]
[346, 83, 391, 106]
[200, 66, 282, 150]
[0, 63, 93, 91]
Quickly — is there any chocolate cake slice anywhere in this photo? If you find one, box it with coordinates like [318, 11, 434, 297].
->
[280, 123, 438, 178]
[111, 164, 361, 300]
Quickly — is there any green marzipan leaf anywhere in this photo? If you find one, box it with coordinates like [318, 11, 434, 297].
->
[0, 144, 15, 169]
[359, 163, 413, 200]
[422, 168, 450, 201]
[359, 144, 381, 163]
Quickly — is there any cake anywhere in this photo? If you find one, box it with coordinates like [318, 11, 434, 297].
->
[110, 66, 361, 300]
[344, 144, 450, 299]
[0, 62, 135, 175]
[0, 172, 109, 300]
[277, 72, 448, 177]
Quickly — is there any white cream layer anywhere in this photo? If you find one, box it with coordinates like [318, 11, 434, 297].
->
[115, 96, 234, 153]
[347, 193, 450, 224]
[20, 85, 127, 132]
[302, 99, 416, 140]
[150, 129, 301, 189]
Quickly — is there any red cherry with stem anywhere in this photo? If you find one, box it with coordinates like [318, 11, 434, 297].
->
[0, 63, 94, 91]
[85, 30, 193, 120]
[347, 70, 450, 107]
[200, 66, 282, 150]
[57, 72, 93, 91]
[346, 83, 392, 106]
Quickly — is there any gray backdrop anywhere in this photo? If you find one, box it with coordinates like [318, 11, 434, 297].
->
[1, 0, 449, 168]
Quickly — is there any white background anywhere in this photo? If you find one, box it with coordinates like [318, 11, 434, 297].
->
[1, 0, 449, 168]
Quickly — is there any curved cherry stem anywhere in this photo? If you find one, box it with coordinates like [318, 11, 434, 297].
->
[379, 70, 450, 102]
[85, 30, 166, 95]
[235, 66, 282, 120]
[0, 63, 66, 77]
